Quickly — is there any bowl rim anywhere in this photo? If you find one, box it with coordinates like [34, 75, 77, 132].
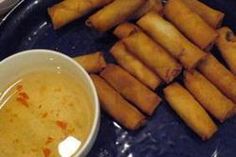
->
[0, 0, 20, 12]
[0, 49, 100, 156]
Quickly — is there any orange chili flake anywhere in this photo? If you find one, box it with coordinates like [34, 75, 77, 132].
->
[45, 137, 54, 145]
[16, 89, 30, 108]
[16, 97, 29, 108]
[19, 92, 29, 100]
[42, 148, 51, 157]
[56, 120, 68, 130]
[16, 85, 23, 91]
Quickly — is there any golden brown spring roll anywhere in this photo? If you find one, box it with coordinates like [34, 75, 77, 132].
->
[184, 71, 235, 122]
[113, 23, 140, 39]
[130, 0, 163, 19]
[90, 74, 146, 130]
[100, 64, 161, 116]
[216, 27, 236, 74]
[137, 11, 206, 70]
[164, 83, 218, 140]
[110, 42, 161, 90]
[181, 0, 224, 28]
[123, 31, 182, 83]
[164, 0, 218, 50]
[48, 0, 113, 29]
[86, 0, 145, 32]
[198, 54, 236, 103]
[74, 51, 106, 73]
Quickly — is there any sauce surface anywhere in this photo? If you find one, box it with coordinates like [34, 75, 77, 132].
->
[0, 69, 94, 157]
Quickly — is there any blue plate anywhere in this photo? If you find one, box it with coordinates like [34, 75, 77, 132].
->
[0, 0, 236, 157]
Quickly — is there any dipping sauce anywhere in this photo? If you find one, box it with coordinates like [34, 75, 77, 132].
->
[0, 69, 94, 157]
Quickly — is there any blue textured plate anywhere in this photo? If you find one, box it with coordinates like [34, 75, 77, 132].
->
[0, 0, 236, 157]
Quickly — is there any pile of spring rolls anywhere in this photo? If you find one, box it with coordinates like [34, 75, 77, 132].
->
[48, 0, 236, 140]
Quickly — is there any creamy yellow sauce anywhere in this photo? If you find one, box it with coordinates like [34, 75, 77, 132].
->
[0, 69, 94, 157]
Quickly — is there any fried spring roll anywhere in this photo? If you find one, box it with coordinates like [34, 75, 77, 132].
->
[113, 23, 140, 39]
[86, 0, 145, 32]
[90, 74, 146, 130]
[184, 71, 235, 122]
[216, 27, 236, 74]
[123, 31, 182, 83]
[130, 0, 163, 19]
[137, 11, 206, 69]
[110, 42, 161, 90]
[198, 54, 236, 103]
[100, 64, 161, 115]
[48, 0, 113, 29]
[164, 0, 218, 50]
[164, 83, 218, 140]
[74, 52, 106, 73]
[181, 0, 224, 28]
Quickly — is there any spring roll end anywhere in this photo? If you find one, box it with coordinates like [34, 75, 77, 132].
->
[215, 12, 225, 28]
[184, 53, 207, 71]
[48, 4, 78, 30]
[74, 52, 107, 73]
[165, 66, 182, 83]
[116, 109, 147, 130]
[86, 16, 106, 32]
[216, 27, 236, 74]
[223, 107, 235, 123]
[97, 52, 107, 70]
[48, 7, 62, 30]
[201, 128, 217, 140]
[113, 23, 140, 39]
[204, 32, 219, 50]
[146, 96, 162, 116]
[85, 19, 94, 28]
[85, 18, 111, 32]
[131, 118, 147, 130]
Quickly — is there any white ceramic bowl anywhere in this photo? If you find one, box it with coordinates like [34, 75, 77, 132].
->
[0, 49, 100, 157]
[0, 0, 19, 16]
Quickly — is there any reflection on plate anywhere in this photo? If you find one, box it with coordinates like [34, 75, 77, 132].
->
[0, 0, 236, 156]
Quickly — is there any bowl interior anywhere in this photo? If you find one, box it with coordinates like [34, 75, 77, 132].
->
[0, 49, 100, 156]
